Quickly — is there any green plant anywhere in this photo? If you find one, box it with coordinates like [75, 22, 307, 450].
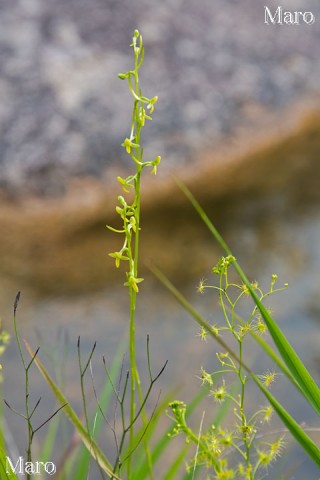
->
[14, 30, 183, 480]
[2, 28, 319, 480]
[107, 27, 162, 478]
[167, 263, 287, 479]
[3, 294, 66, 480]
[0, 323, 13, 480]
[153, 182, 320, 478]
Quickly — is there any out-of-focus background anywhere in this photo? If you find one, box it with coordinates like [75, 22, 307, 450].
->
[1, 0, 320, 477]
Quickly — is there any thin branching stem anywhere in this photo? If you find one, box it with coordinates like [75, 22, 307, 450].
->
[77, 338, 105, 480]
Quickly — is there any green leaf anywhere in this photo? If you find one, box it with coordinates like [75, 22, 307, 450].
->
[176, 179, 320, 416]
[73, 339, 127, 479]
[163, 445, 189, 480]
[39, 410, 61, 464]
[0, 388, 18, 480]
[151, 266, 243, 365]
[24, 340, 121, 480]
[0, 443, 18, 479]
[251, 373, 320, 467]
[231, 308, 301, 391]
[153, 269, 320, 467]
[243, 282, 320, 415]
[131, 387, 207, 479]
[0, 445, 18, 479]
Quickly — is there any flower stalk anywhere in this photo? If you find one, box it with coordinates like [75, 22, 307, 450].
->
[108, 29, 161, 478]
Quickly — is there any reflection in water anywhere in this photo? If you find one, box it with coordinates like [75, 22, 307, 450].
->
[2, 187, 320, 478]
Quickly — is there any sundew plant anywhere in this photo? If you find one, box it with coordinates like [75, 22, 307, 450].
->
[167, 263, 288, 479]
[154, 182, 320, 478]
[2, 30, 320, 480]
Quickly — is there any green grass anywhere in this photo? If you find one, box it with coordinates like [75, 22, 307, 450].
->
[0, 29, 319, 479]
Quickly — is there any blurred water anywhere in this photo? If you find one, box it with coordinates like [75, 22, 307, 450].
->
[1, 186, 320, 478]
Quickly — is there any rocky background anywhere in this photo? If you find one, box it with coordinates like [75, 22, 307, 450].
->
[0, 0, 320, 293]
[0, 0, 320, 196]
[2, 5, 320, 474]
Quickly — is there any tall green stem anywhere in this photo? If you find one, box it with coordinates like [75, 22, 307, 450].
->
[109, 30, 160, 478]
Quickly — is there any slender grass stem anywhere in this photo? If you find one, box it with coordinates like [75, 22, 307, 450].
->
[13, 293, 33, 478]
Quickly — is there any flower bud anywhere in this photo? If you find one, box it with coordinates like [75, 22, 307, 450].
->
[118, 196, 126, 207]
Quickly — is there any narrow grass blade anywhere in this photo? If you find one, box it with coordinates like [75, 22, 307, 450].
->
[73, 338, 127, 479]
[40, 409, 61, 463]
[39, 330, 70, 464]
[133, 373, 236, 480]
[243, 283, 320, 415]
[231, 308, 301, 392]
[132, 387, 207, 479]
[158, 390, 208, 480]
[24, 340, 121, 480]
[251, 373, 320, 467]
[161, 386, 233, 480]
[153, 268, 320, 466]
[163, 445, 189, 480]
[177, 180, 320, 416]
[0, 391, 19, 480]
[151, 266, 245, 370]
[0, 445, 18, 479]
[0, 417, 18, 480]
[130, 391, 176, 479]
[152, 266, 232, 351]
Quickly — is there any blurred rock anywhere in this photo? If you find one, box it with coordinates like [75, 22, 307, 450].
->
[1, 0, 320, 293]
[0, 0, 320, 196]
